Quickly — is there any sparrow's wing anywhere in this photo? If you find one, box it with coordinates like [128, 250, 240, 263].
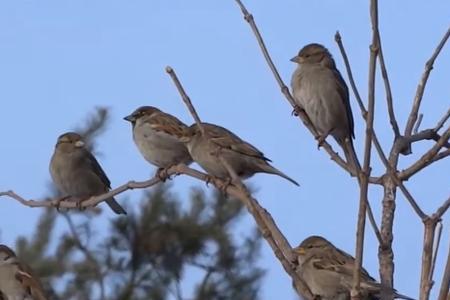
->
[148, 111, 188, 138]
[0, 245, 47, 300]
[203, 123, 272, 162]
[333, 68, 354, 139]
[312, 247, 376, 283]
[16, 269, 47, 300]
[84, 149, 111, 189]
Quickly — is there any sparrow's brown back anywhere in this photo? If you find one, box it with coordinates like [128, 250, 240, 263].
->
[189, 123, 271, 161]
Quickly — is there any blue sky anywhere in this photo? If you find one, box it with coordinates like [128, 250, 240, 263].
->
[0, 1, 449, 299]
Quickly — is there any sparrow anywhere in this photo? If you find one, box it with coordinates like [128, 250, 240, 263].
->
[124, 106, 193, 175]
[49, 132, 126, 215]
[291, 43, 359, 172]
[0, 244, 47, 300]
[181, 122, 299, 186]
[293, 236, 414, 300]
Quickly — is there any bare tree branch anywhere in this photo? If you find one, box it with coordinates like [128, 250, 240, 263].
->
[437, 237, 450, 300]
[405, 26, 450, 137]
[396, 181, 427, 220]
[405, 129, 450, 148]
[165, 66, 205, 136]
[414, 114, 424, 134]
[435, 108, 450, 132]
[420, 221, 438, 300]
[429, 222, 443, 286]
[432, 196, 450, 221]
[399, 127, 450, 180]
[376, 32, 400, 137]
[351, 1, 379, 299]
[334, 31, 366, 117]
[0, 177, 163, 210]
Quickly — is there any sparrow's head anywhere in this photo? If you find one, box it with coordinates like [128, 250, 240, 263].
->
[124, 106, 161, 124]
[293, 235, 332, 259]
[0, 244, 19, 265]
[55, 132, 85, 152]
[290, 43, 334, 66]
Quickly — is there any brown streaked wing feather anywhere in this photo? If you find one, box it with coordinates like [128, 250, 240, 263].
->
[334, 247, 375, 281]
[148, 111, 188, 138]
[16, 269, 47, 300]
[203, 123, 272, 162]
[313, 247, 376, 283]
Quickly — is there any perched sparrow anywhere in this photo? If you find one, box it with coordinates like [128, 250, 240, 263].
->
[49, 132, 126, 215]
[124, 106, 193, 172]
[181, 123, 299, 186]
[291, 43, 359, 172]
[0, 244, 47, 300]
[293, 236, 414, 300]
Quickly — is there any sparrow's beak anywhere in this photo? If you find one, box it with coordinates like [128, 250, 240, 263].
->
[293, 247, 306, 255]
[74, 140, 85, 148]
[290, 55, 302, 63]
[123, 114, 135, 122]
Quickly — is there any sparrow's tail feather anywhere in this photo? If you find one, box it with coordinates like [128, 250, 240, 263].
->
[261, 164, 300, 186]
[341, 138, 361, 176]
[363, 279, 416, 300]
[106, 197, 127, 215]
[393, 293, 416, 300]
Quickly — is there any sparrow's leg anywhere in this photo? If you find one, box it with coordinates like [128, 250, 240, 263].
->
[316, 134, 327, 148]
[156, 167, 171, 182]
[204, 174, 216, 187]
[219, 177, 233, 194]
[291, 105, 304, 116]
[75, 197, 86, 211]
[54, 195, 71, 211]
[316, 128, 333, 149]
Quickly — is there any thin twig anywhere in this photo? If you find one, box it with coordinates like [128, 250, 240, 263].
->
[435, 107, 450, 132]
[351, 1, 379, 298]
[405, 26, 450, 136]
[414, 114, 424, 134]
[0, 176, 164, 210]
[165, 66, 205, 136]
[399, 127, 450, 180]
[432, 196, 450, 221]
[420, 221, 437, 300]
[377, 31, 400, 137]
[396, 181, 427, 220]
[429, 222, 443, 285]
[437, 236, 450, 300]
[405, 129, 450, 149]
[334, 32, 366, 115]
